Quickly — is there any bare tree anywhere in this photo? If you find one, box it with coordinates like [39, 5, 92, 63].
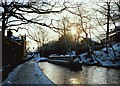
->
[30, 26, 48, 47]
[93, 1, 120, 42]
[55, 16, 71, 37]
[67, 3, 89, 38]
[1, 0, 67, 36]
[93, 1, 120, 57]
[66, 2, 93, 52]
[113, 0, 120, 20]
[94, 1, 111, 52]
[56, 16, 73, 53]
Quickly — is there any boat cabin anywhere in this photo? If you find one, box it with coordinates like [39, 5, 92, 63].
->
[49, 54, 76, 61]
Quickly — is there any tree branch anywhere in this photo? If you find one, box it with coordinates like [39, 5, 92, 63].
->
[16, 6, 67, 14]
[6, 22, 28, 28]
[94, 11, 107, 33]
[7, 19, 22, 24]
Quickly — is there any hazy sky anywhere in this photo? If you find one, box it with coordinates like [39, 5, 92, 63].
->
[1, 0, 119, 51]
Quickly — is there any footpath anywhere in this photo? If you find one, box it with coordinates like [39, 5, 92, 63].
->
[1, 58, 56, 85]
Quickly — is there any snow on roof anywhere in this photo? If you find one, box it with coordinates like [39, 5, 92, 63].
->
[116, 26, 120, 29]
[11, 36, 21, 41]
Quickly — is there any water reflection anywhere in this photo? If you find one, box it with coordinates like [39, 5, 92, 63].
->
[87, 67, 107, 84]
[69, 77, 84, 84]
[38, 62, 120, 84]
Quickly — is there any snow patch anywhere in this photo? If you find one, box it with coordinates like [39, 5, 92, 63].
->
[79, 43, 120, 68]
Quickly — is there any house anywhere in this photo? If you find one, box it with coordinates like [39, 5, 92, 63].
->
[2, 29, 26, 81]
[2, 30, 26, 66]
[101, 26, 120, 45]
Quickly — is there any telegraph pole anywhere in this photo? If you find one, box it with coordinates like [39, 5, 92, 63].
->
[2, 2, 7, 37]
[106, 1, 110, 53]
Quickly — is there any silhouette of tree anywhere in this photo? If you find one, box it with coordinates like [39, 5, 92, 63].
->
[1, 0, 67, 36]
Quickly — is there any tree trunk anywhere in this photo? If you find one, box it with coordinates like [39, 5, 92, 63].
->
[2, 2, 6, 37]
[106, 2, 110, 54]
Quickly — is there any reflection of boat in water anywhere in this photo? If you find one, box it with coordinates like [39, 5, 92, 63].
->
[48, 54, 82, 70]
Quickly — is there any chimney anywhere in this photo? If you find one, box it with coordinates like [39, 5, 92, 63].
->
[7, 29, 13, 38]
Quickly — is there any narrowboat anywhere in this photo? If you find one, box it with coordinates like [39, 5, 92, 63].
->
[48, 54, 82, 70]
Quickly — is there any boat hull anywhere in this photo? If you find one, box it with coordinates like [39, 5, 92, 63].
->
[48, 59, 82, 71]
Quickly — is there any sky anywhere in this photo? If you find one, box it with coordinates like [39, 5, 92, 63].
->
[1, 0, 120, 51]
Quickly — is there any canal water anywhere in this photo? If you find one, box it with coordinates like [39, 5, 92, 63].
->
[38, 62, 120, 84]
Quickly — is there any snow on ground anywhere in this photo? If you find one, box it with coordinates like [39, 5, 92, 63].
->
[32, 53, 48, 62]
[79, 43, 120, 68]
[1, 60, 55, 85]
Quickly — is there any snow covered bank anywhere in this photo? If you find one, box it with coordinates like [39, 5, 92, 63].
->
[79, 43, 120, 68]
[32, 53, 48, 63]
[1, 60, 55, 85]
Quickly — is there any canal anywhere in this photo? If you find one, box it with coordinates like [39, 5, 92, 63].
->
[38, 62, 120, 84]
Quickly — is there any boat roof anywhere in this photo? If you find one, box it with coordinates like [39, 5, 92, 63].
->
[49, 55, 74, 58]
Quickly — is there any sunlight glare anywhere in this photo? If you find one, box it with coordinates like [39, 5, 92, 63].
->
[71, 27, 77, 35]
[69, 78, 84, 84]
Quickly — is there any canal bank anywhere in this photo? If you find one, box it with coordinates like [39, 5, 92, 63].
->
[1, 60, 55, 85]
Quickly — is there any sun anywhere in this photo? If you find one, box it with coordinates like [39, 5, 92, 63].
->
[71, 27, 77, 35]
